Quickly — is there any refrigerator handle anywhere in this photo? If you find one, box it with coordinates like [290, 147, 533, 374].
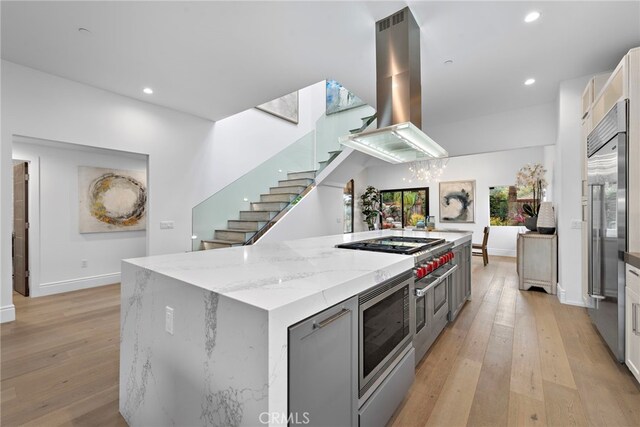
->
[588, 184, 605, 299]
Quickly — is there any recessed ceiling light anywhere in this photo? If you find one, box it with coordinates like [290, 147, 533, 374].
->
[143, 87, 153, 95]
[524, 11, 541, 23]
[444, 59, 454, 65]
[78, 27, 91, 35]
[524, 78, 536, 86]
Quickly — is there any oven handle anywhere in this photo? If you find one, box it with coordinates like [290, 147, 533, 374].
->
[415, 264, 458, 297]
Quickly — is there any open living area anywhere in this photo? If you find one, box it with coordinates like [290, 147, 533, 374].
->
[1, 2, 640, 426]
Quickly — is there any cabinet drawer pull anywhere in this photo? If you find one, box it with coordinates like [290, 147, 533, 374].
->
[634, 303, 640, 337]
[313, 308, 351, 329]
[629, 269, 640, 277]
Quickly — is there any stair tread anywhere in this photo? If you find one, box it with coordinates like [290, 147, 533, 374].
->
[288, 169, 316, 174]
[279, 178, 313, 183]
[261, 192, 298, 196]
[215, 228, 256, 233]
[252, 201, 288, 205]
[239, 210, 280, 213]
[201, 239, 242, 244]
[229, 220, 265, 223]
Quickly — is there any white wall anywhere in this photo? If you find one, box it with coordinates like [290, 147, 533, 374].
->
[198, 81, 327, 201]
[428, 102, 557, 157]
[257, 185, 345, 243]
[257, 149, 383, 243]
[0, 61, 328, 321]
[363, 146, 555, 257]
[554, 75, 592, 306]
[12, 138, 147, 296]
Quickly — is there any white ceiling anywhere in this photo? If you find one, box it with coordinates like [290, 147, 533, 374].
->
[2, 1, 639, 127]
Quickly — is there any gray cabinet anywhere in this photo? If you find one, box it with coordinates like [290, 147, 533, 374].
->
[449, 242, 471, 321]
[517, 232, 557, 294]
[289, 297, 358, 427]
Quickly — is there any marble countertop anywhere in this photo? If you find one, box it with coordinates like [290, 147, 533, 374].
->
[626, 252, 640, 270]
[124, 229, 472, 312]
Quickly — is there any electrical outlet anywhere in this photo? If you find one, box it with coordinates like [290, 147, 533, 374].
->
[165, 306, 174, 335]
[81, 259, 88, 268]
[160, 221, 175, 229]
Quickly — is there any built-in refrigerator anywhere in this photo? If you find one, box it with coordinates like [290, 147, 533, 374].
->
[587, 99, 628, 362]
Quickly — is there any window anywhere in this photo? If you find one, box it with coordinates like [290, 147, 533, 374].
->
[380, 188, 429, 229]
[489, 185, 530, 226]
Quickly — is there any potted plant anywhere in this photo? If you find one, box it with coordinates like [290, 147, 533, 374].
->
[515, 163, 547, 231]
[360, 186, 381, 231]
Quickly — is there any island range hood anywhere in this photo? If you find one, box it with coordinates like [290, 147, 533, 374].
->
[340, 7, 448, 164]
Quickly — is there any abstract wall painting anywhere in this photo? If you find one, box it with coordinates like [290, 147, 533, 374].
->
[326, 79, 366, 115]
[256, 91, 299, 124]
[79, 166, 147, 233]
[439, 180, 476, 223]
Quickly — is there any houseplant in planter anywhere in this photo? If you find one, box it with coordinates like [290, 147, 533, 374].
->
[360, 186, 381, 231]
[516, 163, 547, 231]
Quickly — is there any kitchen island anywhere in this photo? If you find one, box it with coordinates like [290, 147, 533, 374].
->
[119, 230, 472, 426]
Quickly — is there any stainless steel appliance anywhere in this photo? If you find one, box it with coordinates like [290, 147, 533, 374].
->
[358, 271, 413, 399]
[587, 99, 628, 362]
[338, 236, 455, 371]
[338, 235, 456, 426]
[414, 245, 457, 364]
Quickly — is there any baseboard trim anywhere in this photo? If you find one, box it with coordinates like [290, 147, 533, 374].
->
[0, 305, 16, 323]
[487, 248, 516, 257]
[557, 282, 566, 303]
[557, 282, 587, 307]
[37, 272, 121, 297]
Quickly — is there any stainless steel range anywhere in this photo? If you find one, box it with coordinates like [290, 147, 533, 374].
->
[337, 235, 456, 392]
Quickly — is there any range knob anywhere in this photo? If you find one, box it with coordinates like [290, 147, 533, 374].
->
[425, 263, 433, 273]
[415, 268, 425, 279]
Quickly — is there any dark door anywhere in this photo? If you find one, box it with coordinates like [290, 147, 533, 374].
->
[13, 162, 29, 296]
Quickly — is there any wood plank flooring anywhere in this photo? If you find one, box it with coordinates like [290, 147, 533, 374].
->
[1, 284, 127, 427]
[390, 256, 640, 427]
[1, 257, 639, 426]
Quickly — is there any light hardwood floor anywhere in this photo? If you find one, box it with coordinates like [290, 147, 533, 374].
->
[1, 284, 127, 426]
[1, 257, 639, 426]
[390, 256, 640, 427]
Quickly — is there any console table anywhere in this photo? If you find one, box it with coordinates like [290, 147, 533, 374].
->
[517, 231, 557, 295]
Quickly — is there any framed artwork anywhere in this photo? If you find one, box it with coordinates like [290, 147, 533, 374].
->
[79, 166, 147, 233]
[439, 180, 475, 223]
[256, 91, 299, 124]
[326, 79, 365, 115]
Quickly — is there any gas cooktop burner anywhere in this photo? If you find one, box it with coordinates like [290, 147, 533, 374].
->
[336, 236, 446, 255]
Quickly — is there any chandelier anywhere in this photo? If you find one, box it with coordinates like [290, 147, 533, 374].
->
[405, 158, 449, 183]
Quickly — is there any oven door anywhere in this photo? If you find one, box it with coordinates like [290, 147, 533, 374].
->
[359, 273, 412, 397]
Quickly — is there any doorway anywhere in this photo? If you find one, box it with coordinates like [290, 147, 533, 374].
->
[13, 161, 29, 296]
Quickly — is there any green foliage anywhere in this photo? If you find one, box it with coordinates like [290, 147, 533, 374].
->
[490, 216, 510, 226]
[489, 187, 509, 220]
[360, 186, 381, 230]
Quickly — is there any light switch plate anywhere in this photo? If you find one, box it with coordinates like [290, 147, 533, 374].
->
[160, 221, 175, 229]
[570, 219, 583, 229]
[165, 306, 174, 335]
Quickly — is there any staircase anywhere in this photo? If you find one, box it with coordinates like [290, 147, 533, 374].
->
[200, 150, 343, 250]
